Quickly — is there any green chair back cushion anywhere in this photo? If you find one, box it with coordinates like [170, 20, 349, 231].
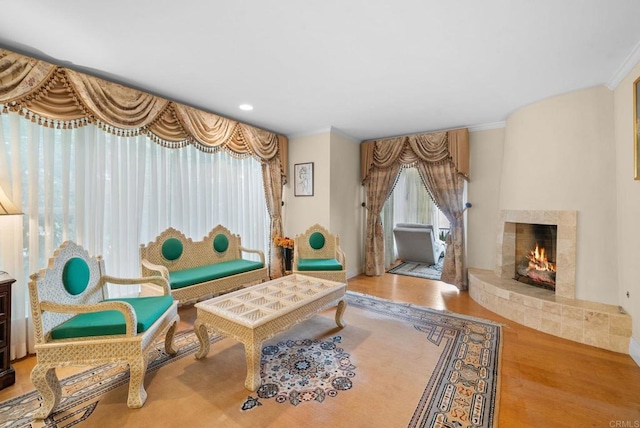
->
[213, 233, 229, 253]
[297, 258, 343, 271]
[309, 232, 325, 250]
[50, 295, 174, 339]
[62, 257, 91, 296]
[162, 238, 183, 261]
[169, 259, 264, 290]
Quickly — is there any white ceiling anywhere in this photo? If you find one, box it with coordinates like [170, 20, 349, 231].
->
[2, 1, 640, 141]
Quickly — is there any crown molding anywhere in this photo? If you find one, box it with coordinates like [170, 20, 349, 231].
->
[468, 121, 506, 132]
[607, 39, 640, 90]
[329, 126, 360, 143]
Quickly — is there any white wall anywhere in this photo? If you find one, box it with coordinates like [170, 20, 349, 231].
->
[284, 132, 331, 236]
[499, 85, 618, 304]
[330, 129, 364, 278]
[467, 128, 505, 270]
[284, 128, 363, 278]
[613, 61, 640, 355]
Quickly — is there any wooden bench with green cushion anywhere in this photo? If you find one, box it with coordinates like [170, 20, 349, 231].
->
[293, 223, 347, 283]
[140, 225, 269, 305]
[28, 241, 179, 420]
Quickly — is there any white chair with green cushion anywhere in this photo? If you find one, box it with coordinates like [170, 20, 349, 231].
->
[28, 241, 180, 420]
[292, 224, 347, 283]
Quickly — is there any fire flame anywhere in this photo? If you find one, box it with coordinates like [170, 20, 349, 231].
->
[526, 243, 556, 273]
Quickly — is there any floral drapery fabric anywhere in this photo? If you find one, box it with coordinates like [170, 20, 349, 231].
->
[360, 129, 469, 289]
[0, 48, 289, 278]
[0, 48, 288, 169]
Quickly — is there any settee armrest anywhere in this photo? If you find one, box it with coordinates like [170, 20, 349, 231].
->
[336, 246, 346, 267]
[240, 246, 265, 264]
[103, 275, 171, 296]
[141, 259, 170, 280]
[39, 300, 139, 336]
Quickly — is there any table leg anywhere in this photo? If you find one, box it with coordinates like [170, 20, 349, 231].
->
[194, 320, 210, 359]
[335, 299, 347, 328]
[244, 340, 263, 391]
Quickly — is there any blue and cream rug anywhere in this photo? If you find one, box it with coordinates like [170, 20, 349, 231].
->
[0, 292, 501, 428]
[388, 254, 445, 280]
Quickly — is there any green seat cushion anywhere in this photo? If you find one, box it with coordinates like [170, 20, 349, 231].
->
[50, 295, 174, 340]
[297, 258, 343, 271]
[168, 259, 264, 290]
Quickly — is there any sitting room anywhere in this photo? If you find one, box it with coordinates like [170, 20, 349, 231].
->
[1, 2, 640, 427]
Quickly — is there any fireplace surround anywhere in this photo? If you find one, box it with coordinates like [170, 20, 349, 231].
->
[469, 209, 631, 354]
[496, 210, 575, 299]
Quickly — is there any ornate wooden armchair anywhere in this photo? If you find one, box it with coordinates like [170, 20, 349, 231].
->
[292, 224, 347, 283]
[28, 241, 180, 419]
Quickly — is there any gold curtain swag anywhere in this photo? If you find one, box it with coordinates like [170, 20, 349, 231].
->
[0, 47, 290, 279]
[0, 48, 288, 177]
[360, 128, 469, 183]
[359, 128, 470, 289]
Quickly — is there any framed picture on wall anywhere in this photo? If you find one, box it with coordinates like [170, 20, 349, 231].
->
[634, 76, 640, 179]
[294, 162, 314, 196]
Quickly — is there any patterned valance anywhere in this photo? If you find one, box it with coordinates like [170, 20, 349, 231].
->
[360, 128, 469, 183]
[0, 48, 288, 179]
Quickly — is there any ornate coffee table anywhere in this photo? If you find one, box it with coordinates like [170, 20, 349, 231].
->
[193, 273, 347, 391]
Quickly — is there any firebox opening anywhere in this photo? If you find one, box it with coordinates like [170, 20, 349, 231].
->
[514, 223, 557, 291]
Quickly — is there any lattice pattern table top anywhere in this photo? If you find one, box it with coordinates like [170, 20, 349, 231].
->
[195, 274, 345, 328]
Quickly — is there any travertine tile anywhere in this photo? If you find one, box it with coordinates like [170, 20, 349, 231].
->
[584, 311, 609, 348]
[468, 268, 631, 354]
[562, 306, 584, 321]
[610, 314, 633, 336]
[524, 307, 542, 330]
[609, 335, 631, 354]
[542, 301, 562, 315]
[560, 324, 583, 342]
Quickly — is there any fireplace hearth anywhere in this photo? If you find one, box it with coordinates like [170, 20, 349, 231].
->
[468, 209, 632, 354]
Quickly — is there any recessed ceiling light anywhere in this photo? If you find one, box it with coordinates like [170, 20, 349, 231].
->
[239, 104, 253, 111]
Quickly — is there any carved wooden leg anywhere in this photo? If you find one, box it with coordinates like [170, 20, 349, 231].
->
[164, 319, 178, 356]
[244, 340, 263, 391]
[126, 355, 149, 408]
[31, 364, 61, 419]
[194, 320, 210, 359]
[335, 299, 347, 328]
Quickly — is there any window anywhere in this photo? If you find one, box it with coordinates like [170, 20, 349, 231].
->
[381, 167, 443, 267]
[0, 114, 269, 296]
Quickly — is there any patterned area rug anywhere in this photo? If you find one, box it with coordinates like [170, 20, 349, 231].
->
[0, 291, 501, 428]
[387, 253, 445, 280]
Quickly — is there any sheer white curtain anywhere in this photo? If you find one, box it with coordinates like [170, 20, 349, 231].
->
[0, 114, 269, 360]
[381, 167, 442, 268]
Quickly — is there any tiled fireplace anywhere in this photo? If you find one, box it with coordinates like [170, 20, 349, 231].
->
[496, 210, 575, 299]
[469, 210, 631, 354]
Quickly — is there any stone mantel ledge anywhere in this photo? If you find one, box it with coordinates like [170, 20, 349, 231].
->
[468, 268, 631, 354]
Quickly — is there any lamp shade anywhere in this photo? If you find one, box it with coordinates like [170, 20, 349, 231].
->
[0, 184, 22, 215]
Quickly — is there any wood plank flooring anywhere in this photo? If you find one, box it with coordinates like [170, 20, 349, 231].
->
[2, 272, 639, 427]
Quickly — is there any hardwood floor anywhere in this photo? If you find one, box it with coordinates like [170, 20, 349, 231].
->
[2, 272, 639, 427]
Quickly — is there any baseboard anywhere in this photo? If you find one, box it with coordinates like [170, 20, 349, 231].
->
[347, 268, 361, 280]
[630, 337, 640, 367]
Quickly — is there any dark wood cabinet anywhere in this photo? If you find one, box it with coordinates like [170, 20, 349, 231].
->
[0, 273, 16, 390]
